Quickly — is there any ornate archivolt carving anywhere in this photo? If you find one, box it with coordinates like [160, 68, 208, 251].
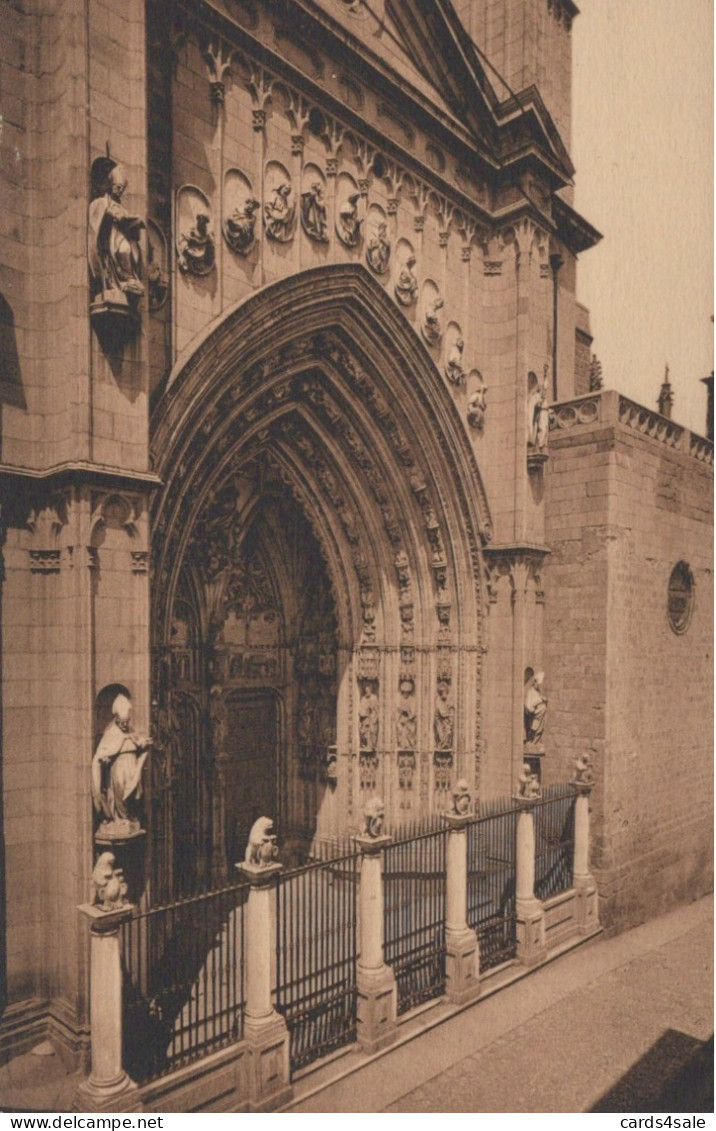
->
[466, 369, 487, 431]
[223, 169, 260, 256]
[176, 186, 215, 276]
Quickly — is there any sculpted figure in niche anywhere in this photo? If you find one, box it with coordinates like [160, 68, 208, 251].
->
[366, 221, 391, 274]
[394, 254, 418, 306]
[422, 294, 444, 346]
[364, 796, 385, 839]
[527, 367, 551, 448]
[433, 679, 454, 750]
[264, 182, 295, 242]
[225, 197, 260, 255]
[300, 182, 328, 242]
[245, 817, 279, 867]
[445, 337, 465, 385]
[451, 778, 471, 816]
[177, 213, 215, 276]
[92, 694, 153, 835]
[524, 669, 548, 746]
[91, 852, 129, 912]
[336, 192, 362, 248]
[358, 679, 379, 752]
[467, 381, 487, 429]
[517, 762, 541, 800]
[396, 677, 417, 751]
[88, 164, 145, 301]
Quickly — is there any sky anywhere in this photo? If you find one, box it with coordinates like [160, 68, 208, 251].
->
[571, 0, 714, 435]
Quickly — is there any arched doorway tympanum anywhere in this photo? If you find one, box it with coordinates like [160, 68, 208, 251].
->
[150, 265, 492, 899]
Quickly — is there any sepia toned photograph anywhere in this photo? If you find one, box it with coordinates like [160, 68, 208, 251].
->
[0, 0, 712, 1117]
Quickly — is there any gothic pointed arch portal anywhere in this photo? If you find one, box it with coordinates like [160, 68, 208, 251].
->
[151, 265, 492, 897]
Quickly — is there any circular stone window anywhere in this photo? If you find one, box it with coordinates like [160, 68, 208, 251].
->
[667, 561, 695, 634]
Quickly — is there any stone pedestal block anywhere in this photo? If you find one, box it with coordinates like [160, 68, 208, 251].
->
[516, 898, 547, 966]
[243, 1013, 292, 1113]
[574, 876, 599, 935]
[356, 964, 397, 1055]
[444, 926, 480, 1005]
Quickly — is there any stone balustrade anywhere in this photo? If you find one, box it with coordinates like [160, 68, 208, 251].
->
[549, 389, 713, 465]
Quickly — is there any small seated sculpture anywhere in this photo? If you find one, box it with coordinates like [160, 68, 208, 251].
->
[245, 816, 279, 867]
[394, 255, 418, 306]
[336, 192, 362, 248]
[364, 796, 385, 838]
[264, 183, 296, 242]
[91, 852, 129, 912]
[225, 197, 260, 255]
[451, 778, 471, 816]
[92, 693, 153, 837]
[88, 163, 145, 305]
[177, 213, 215, 275]
[517, 763, 541, 801]
[445, 337, 465, 385]
[366, 221, 391, 274]
[524, 669, 548, 746]
[422, 295, 444, 345]
[300, 182, 328, 242]
[573, 753, 595, 787]
[467, 383, 487, 430]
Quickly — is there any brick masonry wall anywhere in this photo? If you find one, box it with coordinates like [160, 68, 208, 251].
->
[544, 393, 713, 932]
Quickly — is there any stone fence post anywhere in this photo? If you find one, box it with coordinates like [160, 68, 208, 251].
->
[571, 755, 599, 935]
[355, 797, 397, 1054]
[237, 820, 292, 1113]
[74, 905, 142, 1113]
[443, 780, 480, 1004]
[514, 766, 546, 966]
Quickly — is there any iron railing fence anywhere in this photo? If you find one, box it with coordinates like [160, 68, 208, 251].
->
[275, 849, 360, 1073]
[466, 801, 519, 970]
[120, 878, 249, 1085]
[534, 784, 576, 901]
[383, 825, 447, 1015]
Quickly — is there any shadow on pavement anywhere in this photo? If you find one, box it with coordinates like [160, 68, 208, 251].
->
[590, 1030, 714, 1113]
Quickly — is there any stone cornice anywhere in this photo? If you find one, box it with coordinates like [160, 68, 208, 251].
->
[0, 461, 163, 492]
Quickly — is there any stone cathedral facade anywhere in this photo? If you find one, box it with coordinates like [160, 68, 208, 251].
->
[0, 0, 712, 1064]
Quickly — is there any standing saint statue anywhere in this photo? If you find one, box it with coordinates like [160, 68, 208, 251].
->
[524, 670, 548, 746]
[92, 693, 153, 835]
[358, 680, 379, 752]
[88, 163, 145, 302]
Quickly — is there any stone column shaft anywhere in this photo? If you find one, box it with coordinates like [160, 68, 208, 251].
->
[355, 835, 397, 1054]
[514, 801, 546, 966]
[74, 905, 141, 1113]
[444, 814, 480, 1005]
[236, 860, 292, 1112]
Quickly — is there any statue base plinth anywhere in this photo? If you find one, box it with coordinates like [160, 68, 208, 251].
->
[527, 450, 549, 473]
[90, 291, 140, 345]
[95, 823, 146, 845]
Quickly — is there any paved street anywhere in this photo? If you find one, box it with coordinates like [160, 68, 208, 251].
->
[287, 894, 713, 1114]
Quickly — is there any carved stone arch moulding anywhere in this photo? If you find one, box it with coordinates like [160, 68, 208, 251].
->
[150, 268, 492, 780]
